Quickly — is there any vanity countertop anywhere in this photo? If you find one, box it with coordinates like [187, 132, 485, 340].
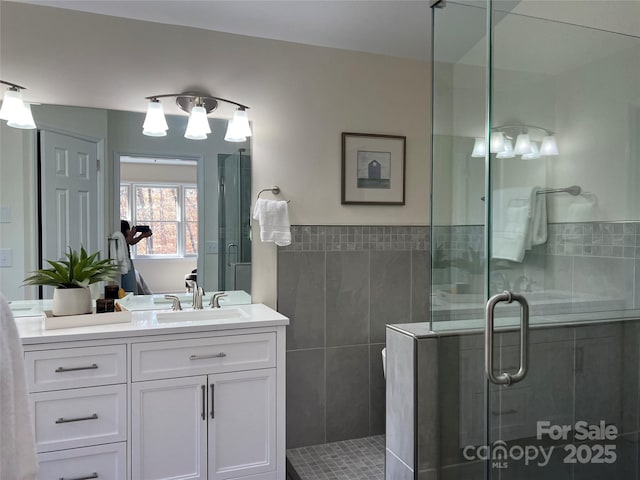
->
[16, 303, 289, 345]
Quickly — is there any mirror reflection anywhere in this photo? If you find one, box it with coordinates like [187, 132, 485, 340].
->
[0, 104, 251, 300]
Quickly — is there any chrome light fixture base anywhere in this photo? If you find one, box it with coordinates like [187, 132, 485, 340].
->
[175, 94, 219, 114]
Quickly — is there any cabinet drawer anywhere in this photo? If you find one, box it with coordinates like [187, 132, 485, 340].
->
[132, 333, 276, 381]
[25, 345, 126, 392]
[37, 442, 126, 480]
[30, 384, 127, 453]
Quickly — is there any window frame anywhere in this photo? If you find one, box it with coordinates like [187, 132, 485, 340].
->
[120, 181, 198, 259]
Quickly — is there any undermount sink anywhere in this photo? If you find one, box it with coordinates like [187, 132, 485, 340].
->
[155, 308, 247, 323]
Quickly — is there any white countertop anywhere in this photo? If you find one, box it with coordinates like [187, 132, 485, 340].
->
[16, 303, 289, 345]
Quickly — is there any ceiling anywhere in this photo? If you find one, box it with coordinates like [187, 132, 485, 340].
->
[11, 0, 433, 61]
[9, 0, 640, 69]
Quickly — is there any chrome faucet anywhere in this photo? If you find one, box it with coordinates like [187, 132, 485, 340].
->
[164, 295, 183, 311]
[194, 287, 205, 310]
[187, 280, 205, 309]
[210, 292, 228, 308]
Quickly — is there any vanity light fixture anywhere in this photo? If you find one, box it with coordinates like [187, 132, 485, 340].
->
[143, 92, 252, 142]
[471, 124, 559, 159]
[0, 80, 36, 130]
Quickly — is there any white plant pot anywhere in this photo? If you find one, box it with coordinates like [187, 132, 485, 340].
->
[52, 287, 92, 316]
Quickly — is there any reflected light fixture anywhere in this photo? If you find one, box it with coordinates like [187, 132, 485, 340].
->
[489, 131, 505, 153]
[540, 135, 559, 156]
[521, 141, 540, 160]
[0, 80, 36, 129]
[513, 133, 531, 155]
[471, 137, 486, 157]
[471, 124, 560, 160]
[496, 139, 515, 159]
[143, 92, 251, 142]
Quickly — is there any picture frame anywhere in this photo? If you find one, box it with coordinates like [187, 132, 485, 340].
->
[341, 132, 406, 205]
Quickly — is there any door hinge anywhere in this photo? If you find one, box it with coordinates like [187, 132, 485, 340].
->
[96, 159, 101, 171]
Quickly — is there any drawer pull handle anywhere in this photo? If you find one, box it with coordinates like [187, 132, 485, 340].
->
[211, 384, 215, 419]
[201, 385, 206, 421]
[190, 353, 227, 361]
[59, 473, 98, 480]
[55, 413, 99, 424]
[55, 364, 98, 373]
[60, 472, 98, 480]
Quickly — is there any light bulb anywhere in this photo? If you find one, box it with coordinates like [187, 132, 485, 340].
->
[142, 99, 168, 137]
[0, 89, 26, 121]
[224, 109, 252, 142]
[7, 103, 36, 129]
[184, 106, 211, 140]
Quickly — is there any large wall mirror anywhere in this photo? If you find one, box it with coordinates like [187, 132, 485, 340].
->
[0, 103, 251, 301]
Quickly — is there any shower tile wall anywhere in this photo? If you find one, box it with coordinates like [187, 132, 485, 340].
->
[278, 226, 430, 448]
[279, 221, 640, 449]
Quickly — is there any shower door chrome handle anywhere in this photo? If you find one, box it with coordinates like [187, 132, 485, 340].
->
[227, 243, 238, 267]
[485, 291, 529, 386]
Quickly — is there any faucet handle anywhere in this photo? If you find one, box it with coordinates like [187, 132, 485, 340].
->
[209, 292, 228, 308]
[164, 294, 183, 311]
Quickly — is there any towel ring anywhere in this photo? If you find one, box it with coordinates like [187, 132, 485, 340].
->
[257, 185, 290, 203]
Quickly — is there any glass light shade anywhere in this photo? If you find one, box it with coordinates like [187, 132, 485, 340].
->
[540, 135, 559, 156]
[224, 109, 253, 142]
[496, 139, 515, 159]
[489, 131, 505, 153]
[184, 106, 211, 140]
[513, 133, 531, 155]
[0, 89, 25, 121]
[522, 142, 540, 160]
[142, 100, 168, 137]
[7, 103, 36, 129]
[471, 137, 486, 157]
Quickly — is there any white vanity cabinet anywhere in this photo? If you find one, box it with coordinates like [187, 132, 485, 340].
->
[24, 344, 128, 480]
[18, 304, 288, 480]
[131, 333, 278, 480]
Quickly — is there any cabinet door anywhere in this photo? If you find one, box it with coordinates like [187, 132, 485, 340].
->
[208, 369, 276, 480]
[132, 376, 208, 480]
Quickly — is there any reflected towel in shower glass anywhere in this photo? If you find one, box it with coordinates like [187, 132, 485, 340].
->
[492, 186, 547, 262]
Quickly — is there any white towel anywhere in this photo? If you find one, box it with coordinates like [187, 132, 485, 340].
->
[252, 199, 291, 246]
[109, 231, 131, 274]
[492, 186, 547, 262]
[0, 294, 38, 480]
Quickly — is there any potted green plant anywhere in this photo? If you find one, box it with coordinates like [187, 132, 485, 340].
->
[23, 247, 119, 316]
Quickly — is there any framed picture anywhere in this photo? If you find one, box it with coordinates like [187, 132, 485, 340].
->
[341, 132, 406, 205]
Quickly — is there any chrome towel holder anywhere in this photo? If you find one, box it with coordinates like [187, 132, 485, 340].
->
[256, 185, 290, 203]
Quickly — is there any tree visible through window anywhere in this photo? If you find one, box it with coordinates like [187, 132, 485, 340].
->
[120, 183, 197, 257]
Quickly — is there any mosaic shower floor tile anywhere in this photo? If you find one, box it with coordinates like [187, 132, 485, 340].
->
[287, 435, 385, 480]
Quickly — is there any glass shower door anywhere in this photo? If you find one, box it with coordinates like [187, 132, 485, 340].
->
[218, 149, 252, 292]
[485, 3, 640, 479]
[431, 1, 640, 479]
